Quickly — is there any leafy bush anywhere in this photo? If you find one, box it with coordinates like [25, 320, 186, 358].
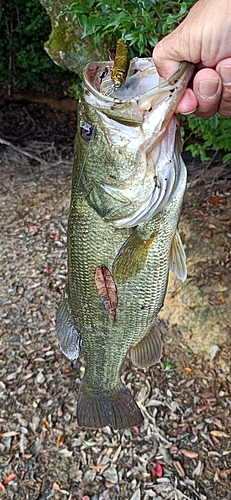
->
[60, 0, 195, 56]
[182, 115, 231, 164]
[1, 0, 230, 165]
[60, 0, 231, 165]
[0, 0, 72, 91]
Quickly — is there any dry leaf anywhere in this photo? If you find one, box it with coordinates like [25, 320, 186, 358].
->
[94, 266, 118, 322]
[90, 465, 104, 471]
[180, 449, 199, 459]
[42, 416, 50, 430]
[0, 431, 19, 437]
[56, 435, 66, 448]
[173, 460, 185, 477]
[210, 430, 229, 438]
[219, 468, 231, 479]
[212, 418, 225, 430]
[52, 482, 60, 490]
[3, 474, 16, 485]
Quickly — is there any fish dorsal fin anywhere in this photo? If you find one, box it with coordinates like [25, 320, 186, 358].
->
[130, 321, 162, 368]
[112, 229, 154, 283]
[169, 229, 187, 282]
[56, 286, 82, 360]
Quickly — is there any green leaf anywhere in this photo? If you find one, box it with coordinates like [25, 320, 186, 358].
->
[87, 0, 95, 7]
[222, 153, 231, 164]
[60, 2, 90, 15]
[104, 11, 132, 29]
[83, 439, 97, 447]
[78, 14, 88, 32]
[162, 363, 175, 371]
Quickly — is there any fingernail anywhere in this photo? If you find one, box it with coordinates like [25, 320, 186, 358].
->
[180, 109, 197, 115]
[219, 65, 231, 85]
[198, 79, 219, 99]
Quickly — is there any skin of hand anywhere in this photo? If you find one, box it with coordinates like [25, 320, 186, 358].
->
[153, 0, 231, 118]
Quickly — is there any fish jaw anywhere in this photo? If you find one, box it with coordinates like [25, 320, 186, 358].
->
[79, 59, 194, 226]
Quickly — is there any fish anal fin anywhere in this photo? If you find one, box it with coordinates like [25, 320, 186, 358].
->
[56, 286, 82, 361]
[113, 229, 154, 283]
[169, 229, 187, 282]
[130, 320, 162, 368]
[77, 383, 144, 429]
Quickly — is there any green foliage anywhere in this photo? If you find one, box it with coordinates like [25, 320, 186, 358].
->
[59, 0, 195, 56]
[181, 114, 231, 164]
[59, 0, 231, 164]
[1, 0, 230, 164]
[0, 0, 71, 90]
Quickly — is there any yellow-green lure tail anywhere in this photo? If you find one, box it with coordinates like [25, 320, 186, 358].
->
[111, 39, 130, 89]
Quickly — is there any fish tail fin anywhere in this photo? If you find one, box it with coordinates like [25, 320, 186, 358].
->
[77, 383, 143, 429]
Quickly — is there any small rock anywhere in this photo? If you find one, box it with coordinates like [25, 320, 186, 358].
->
[64, 413, 71, 422]
[19, 433, 28, 454]
[35, 372, 45, 384]
[19, 426, 29, 435]
[29, 415, 40, 433]
[210, 345, 220, 360]
[81, 469, 96, 486]
[130, 489, 141, 500]
[103, 466, 118, 484]
[58, 448, 73, 458]
[17, 384, 26, 395]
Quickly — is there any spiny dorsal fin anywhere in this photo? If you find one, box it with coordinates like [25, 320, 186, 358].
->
[56, 286, 82, 360]
[112, 229, 154, 283]
[169, 229, 187, 281]
[130, 320, 162, 368]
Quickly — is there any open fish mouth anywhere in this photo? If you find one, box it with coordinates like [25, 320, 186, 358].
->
[83, 58, 194, 122]
[82, 59, 194, 228]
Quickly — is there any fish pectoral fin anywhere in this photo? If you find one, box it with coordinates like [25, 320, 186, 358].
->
[56, 286, 82, 360]
[169, 229, 187, 282]
[112, 229, 154, 283]
[77, 383, 143, 429]
[130, 320, 162, 368]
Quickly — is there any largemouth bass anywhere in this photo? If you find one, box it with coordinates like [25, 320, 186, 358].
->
[56, 56, 194, 429]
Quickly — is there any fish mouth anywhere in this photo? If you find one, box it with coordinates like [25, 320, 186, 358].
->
[83, 58, 194, 124]
[82, 58, 194, 227]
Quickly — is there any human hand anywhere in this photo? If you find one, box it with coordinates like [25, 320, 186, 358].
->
[153, 0, 231, 118]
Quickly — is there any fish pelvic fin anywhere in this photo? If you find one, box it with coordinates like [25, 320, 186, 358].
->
[130, 320, 162, 368]
[56, 286, 82, 360]
[169, 229, 187, 282]
[77, 383, 143, 429]
[112, 229, 154, 283]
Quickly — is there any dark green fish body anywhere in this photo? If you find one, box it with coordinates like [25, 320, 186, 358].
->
[56, 58, 194, 429]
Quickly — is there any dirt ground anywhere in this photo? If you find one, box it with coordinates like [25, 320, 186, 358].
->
[0, 98, 231, 500]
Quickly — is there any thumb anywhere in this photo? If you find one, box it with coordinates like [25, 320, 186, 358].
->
[153, 32, 186, 80]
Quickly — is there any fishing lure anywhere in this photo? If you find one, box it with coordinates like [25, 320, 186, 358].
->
[111, 39, 130, 89]
[100, 39, 130, 95]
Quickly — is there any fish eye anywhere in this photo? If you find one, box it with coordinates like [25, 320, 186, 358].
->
[80, 122, 95, 142]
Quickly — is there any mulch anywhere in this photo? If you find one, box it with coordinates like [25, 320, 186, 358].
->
[0, 98, 231, 500]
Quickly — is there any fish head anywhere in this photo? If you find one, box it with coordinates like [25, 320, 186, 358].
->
[75, 58, 194, 225]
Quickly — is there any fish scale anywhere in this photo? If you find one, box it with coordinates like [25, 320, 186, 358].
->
[56, 55, 194, 429]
